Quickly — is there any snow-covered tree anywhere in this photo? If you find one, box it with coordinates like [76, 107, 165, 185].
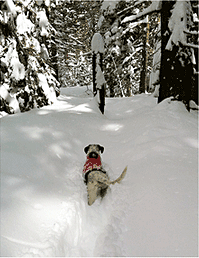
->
[98, 0, 134, 97]
[97, 0, 158, 97]
[158, 0, 198, 109]
[122, 0, 198, 109]
[0, 0, 60, 114]
[50, 0, 101, 88]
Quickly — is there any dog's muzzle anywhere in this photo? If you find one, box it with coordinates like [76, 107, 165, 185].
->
[88, 152, 99, 159]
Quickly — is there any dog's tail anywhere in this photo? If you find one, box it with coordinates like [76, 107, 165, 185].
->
[109, 166, 127, 185]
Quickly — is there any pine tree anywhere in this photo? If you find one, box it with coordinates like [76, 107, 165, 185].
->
[50, 0, 101, 88]
[158, 0, 198, 109]
[122, 0, 198, 109]
[0, 0, 60, 114]
[98, 0, 158, 97]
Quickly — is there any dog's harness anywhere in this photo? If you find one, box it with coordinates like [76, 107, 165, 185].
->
[83, 155, 107, 184]
[83, 155, 102, 175]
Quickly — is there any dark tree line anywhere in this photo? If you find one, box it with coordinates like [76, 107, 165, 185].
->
[158, 0, 198, 110]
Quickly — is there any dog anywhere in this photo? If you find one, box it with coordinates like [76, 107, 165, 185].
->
[83, 144, 127, 205]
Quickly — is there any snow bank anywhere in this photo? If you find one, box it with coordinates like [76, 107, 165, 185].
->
[1, 88, 198, 256]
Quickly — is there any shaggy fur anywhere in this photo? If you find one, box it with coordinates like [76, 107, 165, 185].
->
[83, 144, 127, 206]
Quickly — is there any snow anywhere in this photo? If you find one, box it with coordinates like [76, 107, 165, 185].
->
[1, 86, 198, 257]
[122, 1, 161, 24]
[149, 40, 161, 90]
[193, 13, 199, 22]
[96, 65, 106, 89]
[16, 13, 34, 35]
[111, 45, 120, 56]
[32, 38, 41, 53]
[20, 0, 32, 7]
[101, 0, 119, 14]
[166, 0, 187, 50]
[128, 16, 148, 30]
[111, 25, 118, 34]
[37, 10, 49, 37]
[10, 49, 25, 81]
[38, 73, 57, 104]
[0, 84, 20, 114]
[91, 33, 105, 54]
[5, 0, 17, 17]
[97, 15, 104, 29]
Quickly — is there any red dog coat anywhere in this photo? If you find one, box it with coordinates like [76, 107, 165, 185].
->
[83, 155, 102, 175]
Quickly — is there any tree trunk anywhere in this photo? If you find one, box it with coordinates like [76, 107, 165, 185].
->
[139, 37, 147, 93]
[92, 53, 97, 95]
[158, 1, 174, 103]
[139, 16, 150, 93]
[51, 36, 59, 81]
[145, 17, 150, 91]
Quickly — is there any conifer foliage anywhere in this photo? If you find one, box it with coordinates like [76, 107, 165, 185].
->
[50, 0, 101, 88]
[0, 0, 60, 114]
[158, 0, 198, 109]
[122, 0, 198, 109]
[97, 0, 158, 97]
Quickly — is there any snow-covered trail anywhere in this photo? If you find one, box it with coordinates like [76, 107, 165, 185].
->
[1, 87, 198, 257]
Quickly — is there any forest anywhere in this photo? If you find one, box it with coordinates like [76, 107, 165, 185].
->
[1, 1, 198, 256]
[0, 0, 198, 114]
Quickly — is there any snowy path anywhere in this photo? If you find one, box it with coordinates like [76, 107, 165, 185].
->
[1, 86, 198, 257]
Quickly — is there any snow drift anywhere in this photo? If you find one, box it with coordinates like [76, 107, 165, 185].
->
[1, 86, 198, 257]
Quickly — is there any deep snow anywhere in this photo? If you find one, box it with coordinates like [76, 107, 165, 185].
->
[1, 86, 198, 257]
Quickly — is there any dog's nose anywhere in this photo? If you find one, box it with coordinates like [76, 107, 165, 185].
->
[89, 152, 98, 159]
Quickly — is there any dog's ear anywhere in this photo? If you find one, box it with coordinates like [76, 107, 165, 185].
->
[98, 145, 104, 153]
[84, 145, 90, 154]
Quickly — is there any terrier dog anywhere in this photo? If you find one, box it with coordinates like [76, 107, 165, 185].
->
[83, 144, 127, 205]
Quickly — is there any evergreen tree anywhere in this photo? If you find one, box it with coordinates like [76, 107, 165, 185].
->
[51, 0, 101, 88]
[122, 0, 198, 109]
[158, 0, 198, 109]
[0, 0, 60, 114]
[97, 0, 158, 97]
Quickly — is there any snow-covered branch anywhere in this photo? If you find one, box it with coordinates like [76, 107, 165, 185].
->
[122, 1, 161, 24]
[68, 35, 84, 46]
[5, 0, 17, 17]
[182, 42, 199, 49]
[117, 4, 137, 16]
[184, 29, 199, 35]
[134, 0, 150, 8]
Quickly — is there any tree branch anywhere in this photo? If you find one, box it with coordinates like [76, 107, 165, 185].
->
[117, 5, 136, 16]
[183, 42, 199, 49]
[122, 1, 161, 24]
[68, 35, 85, 46]
[184, 29, 199, 35]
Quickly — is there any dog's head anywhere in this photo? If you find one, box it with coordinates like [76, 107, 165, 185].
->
[84, 144, 104, 159]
